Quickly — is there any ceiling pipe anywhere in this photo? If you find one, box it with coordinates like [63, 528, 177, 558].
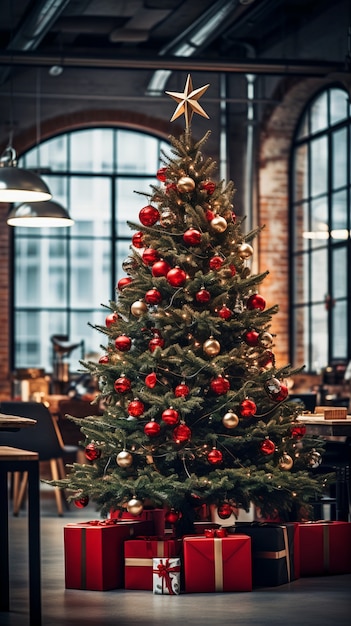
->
[0, 51, 344, 76]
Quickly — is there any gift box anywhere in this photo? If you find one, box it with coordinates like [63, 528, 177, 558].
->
[110, 508, 166, 535]
[299, 521, 351, 576]
[153, 558, 181, 595]
[230, 522, 299, 586]
[64, 519, 153, 590]
[124, 537, 182, 590]
[183, 534, 252, 593]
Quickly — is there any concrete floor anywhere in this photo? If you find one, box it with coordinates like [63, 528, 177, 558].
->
[1, 489, 351, 626]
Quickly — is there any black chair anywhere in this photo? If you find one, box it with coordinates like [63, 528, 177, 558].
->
[0, 401, 83, 516]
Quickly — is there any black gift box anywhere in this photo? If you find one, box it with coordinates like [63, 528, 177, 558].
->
[227, 522, 298, 587]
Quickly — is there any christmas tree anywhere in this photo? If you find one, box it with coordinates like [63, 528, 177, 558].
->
[52, 75, 328, 532]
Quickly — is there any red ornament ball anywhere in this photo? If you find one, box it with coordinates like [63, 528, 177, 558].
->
[132, 231, 144, 249]
[196, 288, 211, 303]
[247, 294, 266, 311]
[74, 495, 89, 509]
[239, 398, 257, 418]
[142, 248, 159, 265]
[85, 443, 101, 461]
[114, 335, 132, 352]
[165, 182, 177, 194]
[244, 330, 259, 346]
[162, 408, 180, 425]
[258, 350, 275, 368]
[156, 167, 167, 182]
[165, 509, 181, 524]
[167, 267, 187, 287]
[172, 423, 192, 443]
[217, 503, 233, 519]
[210, 376, 230, 395]
[144, 421, 161, 437]
[105, 312, 119, 327]
[174, 383, 190, 397]
[205, 209, 215, 221]
[117, 277, 132, 291]
[145, 372, 157, 388]
[98, 355, 109, 364]
[265, 378, 288, 402]
[275, 384, 289, 402]
[218, 305, 232, 320]
[290, 424, 307, 439]
[114, 376, 132, 394]
[149, 336, 165, 353]
[260, 438, 276, 455]
[183, 228, 202, 246]
[139, 205, 159, 226]
[201, 180, 216, 195]
[152, 259, 171, 277]
[229, 264, 236, 276]
[128, 399, 145, 417]
[207, 448, 223, 465]
[209, 255, 224, 271]
[145, 288, 162, 305]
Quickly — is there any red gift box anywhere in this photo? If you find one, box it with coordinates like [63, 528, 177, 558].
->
[64, 520, 153, 590]
[110, 508, 166, 535]
[299, 521, 351, 576]
[183, 535, 252, 593]
[124, 537, 182, 590]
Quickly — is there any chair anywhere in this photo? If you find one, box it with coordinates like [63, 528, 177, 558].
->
[0, 401, 82, 516]
[57, 397, 102, 446]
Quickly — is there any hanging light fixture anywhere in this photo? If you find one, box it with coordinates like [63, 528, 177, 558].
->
[0, 145, 52, 203]
[7, 199, 74, 227]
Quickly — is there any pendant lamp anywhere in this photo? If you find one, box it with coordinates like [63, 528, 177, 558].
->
[0, 146, 52, 203]
[7, 199, 74, 227]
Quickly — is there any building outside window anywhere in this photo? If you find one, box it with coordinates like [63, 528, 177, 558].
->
[13, 127, 169, 375]
[291, 86, 351, 373]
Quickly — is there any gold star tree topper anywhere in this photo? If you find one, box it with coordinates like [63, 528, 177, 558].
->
[166, 74, 210, 131]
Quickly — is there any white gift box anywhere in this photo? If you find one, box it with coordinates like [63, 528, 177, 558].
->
[152, 557, 181, 595]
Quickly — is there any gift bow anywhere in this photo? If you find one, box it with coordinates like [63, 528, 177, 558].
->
[153, 558, 180, 595]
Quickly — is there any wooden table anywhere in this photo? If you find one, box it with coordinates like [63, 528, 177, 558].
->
[0, 415, 41, 626]
[297, 416, 351, 521]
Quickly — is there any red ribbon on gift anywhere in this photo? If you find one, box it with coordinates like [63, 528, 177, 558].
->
[204, 528, 227, 538]
[153, 558, 180, 595]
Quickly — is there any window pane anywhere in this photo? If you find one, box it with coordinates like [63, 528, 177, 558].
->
[332, 128, 347, 189]
[70, 129, 114, 172]
[15, 310, 69, 370]
[330, 89, 349, 125]
[310, 92, 328, 134]
[294, 201, 310, 251]
[69, 310, 106, 364]
[117, 130, 159, 174]
[311, 248, 328, 302]
[332, 299, 347, 359]
[116, 177, 155, 237]
[70, 239, 110, 307]
[311, 136, 328, 196]
[69, 176, 111, 236]
[310, 196, 328, 248]
[293, 144, 309, 202]
[310, 303, 328, 372]
[332, 246, 347, 298]
[331, 189, 348, 234]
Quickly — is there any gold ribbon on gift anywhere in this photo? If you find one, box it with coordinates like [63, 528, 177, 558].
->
[125, 558, 153, 567]
[214, 538, 223, 592]
[254, 525, 291, 582]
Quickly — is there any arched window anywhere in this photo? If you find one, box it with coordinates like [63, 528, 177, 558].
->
[290, 87, 351, 373]
[13, 127, 169, 374]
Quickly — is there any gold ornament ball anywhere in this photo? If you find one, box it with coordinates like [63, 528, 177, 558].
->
[131, 300, 147, 317]
[126, 497, 144, 516]
[259, 332, 274, 348]
[219, 267, 234, 279]
[210, 216, 228, 233]
[238, 243, 254, 259]
[203, 337, 221, 357]
[222, 411, 239, 429]
[116, 450, 133, 468]
[279, 453, 294, 471]
[177, 176, 195, 193]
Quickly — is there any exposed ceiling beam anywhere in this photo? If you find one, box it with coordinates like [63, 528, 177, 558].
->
[0, 52, 345, 76]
